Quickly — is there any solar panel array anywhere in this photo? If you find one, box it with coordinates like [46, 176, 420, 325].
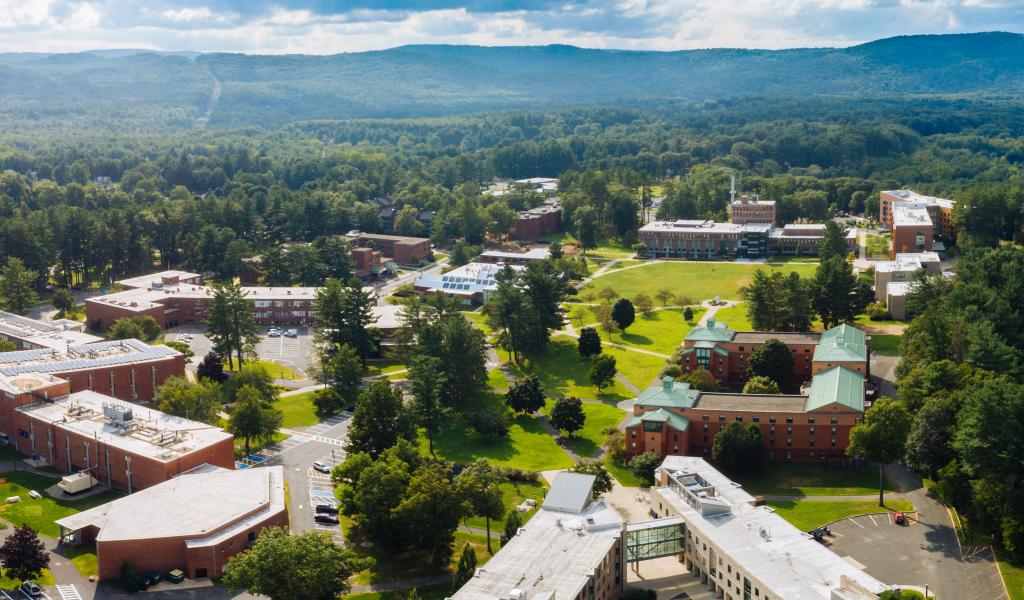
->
[0, 338, 180, 376]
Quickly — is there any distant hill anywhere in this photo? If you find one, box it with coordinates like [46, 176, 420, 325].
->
[1, 32, 1022, 129]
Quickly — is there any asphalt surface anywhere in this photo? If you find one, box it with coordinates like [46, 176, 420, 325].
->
[165, 326, 314, 377]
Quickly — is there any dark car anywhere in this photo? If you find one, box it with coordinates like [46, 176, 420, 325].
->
[314, 514, 340, 525]
[315, 504, 339, 515]
[20, 582, 43, 598]
[143, 571, 162, 586]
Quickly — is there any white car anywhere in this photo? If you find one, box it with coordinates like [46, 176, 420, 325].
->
[313, 461, 331, 474]
[284, 329, 298, 338]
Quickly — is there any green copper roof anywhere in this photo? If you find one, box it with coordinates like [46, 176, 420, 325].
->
[805, 366, 865, 412]
[636, 376, 701, 409]
[625, 408, 690, 432]
[685, 318, 736, 343]
[813, 324, 868, 363]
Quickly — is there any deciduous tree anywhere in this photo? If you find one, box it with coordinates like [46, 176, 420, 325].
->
[742, 376, 780, 394]
[156, 376, 221, 424]
[577, 327, 602, 358]
[748, 339, 794, 387]
[549, 396, 585, 437]
[611, 298, 635, 331]
[505, 375, 545, 415]
[589, 354, 617, 391]
[846, 397, 912, 506]
[345, 380, 417, 457]
[228, 385, 283, 455]
[456, 460, 505, 554]
[570, 461, 614, 497]
[0, 258, 37, 315]
[0, 524, 48, 583]
[712, 422, 763, 473]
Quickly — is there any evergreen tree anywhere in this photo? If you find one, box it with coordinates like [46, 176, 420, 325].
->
[817, 220, 850, 261]
[206, 281, 260, 370]
[812, 257, 868, 328]
[0, 258, 37, 315]
[748, 339, 794, 387]
[409, 354, 446, 457]
[611, 298, 635, 331]
[501, 509, 522, 547]
[453, 544, 478, 590]
[780, 272, 813, 331]
[577, 327, 602, 358]
[505, 375, 545, 415]
[314, 279, 378, 366]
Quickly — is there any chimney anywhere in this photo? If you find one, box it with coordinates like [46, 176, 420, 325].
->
[662, 376, 673, 392]
[707, 318, 716, 328]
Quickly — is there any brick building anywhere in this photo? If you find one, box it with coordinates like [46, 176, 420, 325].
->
[351, 246, 384, 279]
[0, 310, 103, 350]
[56, 465, 286, 581]
[769, 223, 858, 256]
[477, 248, 550, 266]
[625, 366, 866, 463]
[85, 271, 319, 330]
[0, 373, 234, 492]
[0, 339, 184, 404]
[728, 194, 776, 225]
[890, 204, 934, 258]
[344, 233, 432, 265]
[880, 190, 955, 239]
[680, 321, 869, 387]
[511, 199, 562, 241]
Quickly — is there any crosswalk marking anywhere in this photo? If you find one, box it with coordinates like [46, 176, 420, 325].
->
[310, 434, 343, 446]
[57, 585, 81, 600]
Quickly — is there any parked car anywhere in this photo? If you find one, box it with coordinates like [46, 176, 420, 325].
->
[312, 461, 331, 474]
[20, 582, 43, 598]
[285, 329, 298, 338]
[314, 514, 340, 525]
[143, 571, 161, 586]
[315, 503, 339, 514]
[267, 329, 281, 337]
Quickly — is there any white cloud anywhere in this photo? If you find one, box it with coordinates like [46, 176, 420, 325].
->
[0, 0, 1019, 53]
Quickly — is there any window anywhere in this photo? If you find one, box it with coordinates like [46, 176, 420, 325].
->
[697, 348, 711, 367]
[718, 416, 726, 422]
[752, 416, 760, 423]
[832, 439, 838, 446]
[768, 416, 776, 423]
[786, 417, 793, 424]
[831, 417, 839, 424]
[786, 438, 792, 447]
[809, 428, 815, 435]
[787, 427, 792, 434]
[831, 427, 838, 434]
[809, 440, 815, 447]
[702, 415, 709, 421]
[739, 346, 745, 352]
[735, 416, 743, 422]
[704, 424, 709, 431]
[643, 421, 662, 432]
[769, 426, 775, 433]
[807, 417, 815, 424]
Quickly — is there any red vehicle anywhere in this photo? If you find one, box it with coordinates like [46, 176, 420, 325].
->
[893, 512, 908, 526]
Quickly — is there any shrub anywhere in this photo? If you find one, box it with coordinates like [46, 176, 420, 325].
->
[494, 466, 540, 483]
[468, 410, 510, 438]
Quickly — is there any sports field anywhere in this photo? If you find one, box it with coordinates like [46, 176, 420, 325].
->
[583, 262, 818, 301]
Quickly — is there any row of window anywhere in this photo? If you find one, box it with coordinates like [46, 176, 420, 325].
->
[702, 414, 841, 424]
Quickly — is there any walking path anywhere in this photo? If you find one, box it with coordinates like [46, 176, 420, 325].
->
[348, 575, 452, 594]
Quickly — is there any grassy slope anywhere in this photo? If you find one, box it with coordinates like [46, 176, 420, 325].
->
[464, 480, 547, 531]
[275, 391, 320, 429]
[544, 400, 625, 458]
[733, 462, 895, 496]
[870, 334, 903, 356]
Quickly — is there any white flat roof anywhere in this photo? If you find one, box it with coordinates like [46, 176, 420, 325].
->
[56, 466, 284, 542]
[18, 389, 232, 462]
[116, 270, 201, 289]
[371, 304, 403, 331]
[892, 204, 933, 227]
[0, 311, 104, 350]
[886, 282, 912, 297]
[882, 190, 953, 209]
[450, 500, 621, 600]
[479, 248, 551, 261]
[640, 220, 771, 234]
[656, 456, 888, 600]
[88, 283, 321, 312]
[0, 339, 179, 376]
[415, 262, 524, 296]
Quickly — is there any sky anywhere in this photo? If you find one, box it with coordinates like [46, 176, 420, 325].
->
[0, 0, 1022, 54]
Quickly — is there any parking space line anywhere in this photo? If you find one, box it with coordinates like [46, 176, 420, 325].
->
[868, 515, 877, 526]
[849, 518, 864, 528]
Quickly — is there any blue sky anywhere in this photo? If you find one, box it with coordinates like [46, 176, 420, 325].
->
[0, 0, 1022, 53]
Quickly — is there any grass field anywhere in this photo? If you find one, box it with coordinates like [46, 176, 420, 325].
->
[275, 391, 320, 429]
[605, 260, 642, 271]
[487, 368, 510, 390]
[852, 313, 908, 330]
[566, 306, 705, 356]
[996, 548, 1024, 600]
[710, 303, 753, 330]
[0, 568, 55, 588]
[605, 456, 645, 487]
[584, 262, 817, 302]
[733, 463, 895, 497]
[870, 335, 903, 356]
[419, 390, 572, 471]
[463, 310, 497, 338]
[506, 336, 634, 401]
[0, 471, 122, 537]
[61, 545, 98, 578]
[544, 400, 624, 458]
[464, 479, 547, 531]
[768, 499, 914, 531]
[865, 234, 891, 258]
[348, 527, 492, 585]
[225, 359, 300, 380]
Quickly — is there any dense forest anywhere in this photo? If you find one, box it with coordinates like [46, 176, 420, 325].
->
[0, 95, 1021, 289]
[1, 32, 1024, 128]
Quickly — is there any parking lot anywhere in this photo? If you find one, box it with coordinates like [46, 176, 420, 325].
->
[165, 325, 314, 378]
[827, 507, 1008, 600]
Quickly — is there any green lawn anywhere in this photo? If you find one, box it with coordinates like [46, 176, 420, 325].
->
[225, 359, 301, 380]
[605, 456, 645, 487]
[733, 462, 895, 497]
[605, 260, 642, 270]
[603, 343, 667, 391]
[768, 499, 914, 531]
[710, 303, 753, 331]
[464, 480, 547, 531]
[870, 335, 902, 356]
[996, 548, 1024, 600]
[419, 390, 572, 472]
[0, 471, 122, 537]
[487, 368, 509, 390]
[544, 400, 624, 458]
[569, 307, 706, 356]
[274, 391, 320, 429]
[348, 526, 491, 586]
[463, 310, 497, 338]
[61, 545, 98, 578]
[344, 583, 451, 600]
[852, 313, 907, 329]
[865, 234, 891, 258]
[584, 262, 817, 302]
[0, 568, 55, 588]
[365, 359, 408, 377]
[507, 336, 633, 401]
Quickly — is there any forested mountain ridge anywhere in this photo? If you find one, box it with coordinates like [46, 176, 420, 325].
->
[1, 32, 1023, 129]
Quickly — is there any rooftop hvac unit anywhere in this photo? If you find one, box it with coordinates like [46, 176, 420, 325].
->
[103, 402, 133, 423]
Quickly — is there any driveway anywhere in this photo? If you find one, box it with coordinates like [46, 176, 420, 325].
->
[826, 465, 1007, 600]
